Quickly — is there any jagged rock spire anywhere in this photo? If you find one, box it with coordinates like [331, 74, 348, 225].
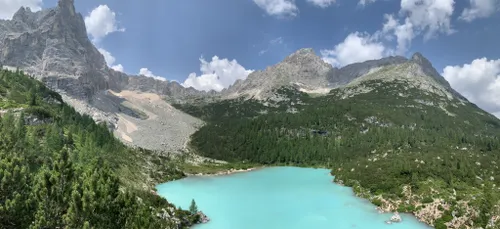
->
[58, 0, 75, 8]
[409, 52, 451, 86]
[12, 6, 35, 21]
[57, 0, 77, 16]
[411, 52, 432, 66]
[410, 52, 466, 99]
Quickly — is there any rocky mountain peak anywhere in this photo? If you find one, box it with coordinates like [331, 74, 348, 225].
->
[223, 48, 334, 99]
[0, 0, 106, 99]
[12, 7, 31, 21]
[54, 0, 85, 33]
[58, 0, 76, 12]
[0, 0, 207, 104]
[408, 52, 453, 88]
[283, 48, 323, 65]
[411, 52, 426, 61]
[286, 48, 315, 57]
[410, 52, 434, 69]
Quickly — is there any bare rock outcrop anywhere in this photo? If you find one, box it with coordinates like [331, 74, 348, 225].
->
[0, 0, 108, 99]
[222, 48, 335, 99]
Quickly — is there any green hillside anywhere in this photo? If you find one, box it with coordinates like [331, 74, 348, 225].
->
[0, 69, 197, 229]
[174, 80, 500, 228]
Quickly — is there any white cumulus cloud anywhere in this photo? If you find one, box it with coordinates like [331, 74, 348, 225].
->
[98, 48, 115, 66]
[138, 68, 166, 81]
[460, 0, 498, 22]
[0, 0, 42, 19]
[377, 0, 455, 55]
[442, 58, 500, 118]
[182, 56, 253, 92]
[381, 15, 415, 55]
[306, 0, 336, 8]
[84, 5, 125, 42]
[320, 32, 388, 67]
[253, 0, 298, 17]
[399, 0, 455, 40]
[111, 64, 124, 72]
[97, 48, 124, 72]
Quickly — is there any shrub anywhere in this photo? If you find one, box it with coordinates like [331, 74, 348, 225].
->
[422, 196, 434, 204]
[372, 198, 383, 206]
[25, 106, 53, 119]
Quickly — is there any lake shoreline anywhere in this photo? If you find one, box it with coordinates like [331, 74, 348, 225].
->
[184, 165, 330, 177]
[156, 166, 431, 229]
[192, 166, 436, 228]
[332, 179, 436, 228]
[156, 165, 435, 228]
[185, 167, 262, 177]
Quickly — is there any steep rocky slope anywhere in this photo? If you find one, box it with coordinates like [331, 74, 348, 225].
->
[0, 0, 207, 153]
[0, 0, 206, 101]
[0, 0, 109, 98]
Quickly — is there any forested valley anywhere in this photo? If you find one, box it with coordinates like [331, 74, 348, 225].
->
[175, 82, 500, 228]
[0, 69, 198, 229]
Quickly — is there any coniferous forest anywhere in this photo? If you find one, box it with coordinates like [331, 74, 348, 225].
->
[0, 69, 197, 228]
[175, 83, 500, 228]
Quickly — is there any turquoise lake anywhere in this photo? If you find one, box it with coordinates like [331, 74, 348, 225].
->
[156, 166, 432, 229]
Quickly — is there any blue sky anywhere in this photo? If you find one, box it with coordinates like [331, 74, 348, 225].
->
[32, 0, 498, 79]
[0, 0, 499, 116]
[122, 1, 488, 72]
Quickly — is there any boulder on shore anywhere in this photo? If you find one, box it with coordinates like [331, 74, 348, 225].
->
[391, 212, 402, 223]
[196, 211, 210, 223]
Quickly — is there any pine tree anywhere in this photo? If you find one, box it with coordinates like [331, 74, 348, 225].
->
[0, 155, 32, 228]
[189, 199, 198, 214]
[27, 89, 37, 106]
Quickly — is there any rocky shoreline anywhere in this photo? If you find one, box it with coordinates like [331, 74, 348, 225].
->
[186, 167, 260, 177]
[334, 179, 433, 227]
[333, 178, 489, 229]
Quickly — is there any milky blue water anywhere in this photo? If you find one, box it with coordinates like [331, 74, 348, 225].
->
[156, 166, 432, 229]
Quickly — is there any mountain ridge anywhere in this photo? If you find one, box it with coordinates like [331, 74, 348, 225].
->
[0, 0, 461, 102]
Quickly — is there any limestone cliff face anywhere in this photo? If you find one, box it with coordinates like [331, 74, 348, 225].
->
[0, 0, 108, 99]
[0, 0, 204, 101]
